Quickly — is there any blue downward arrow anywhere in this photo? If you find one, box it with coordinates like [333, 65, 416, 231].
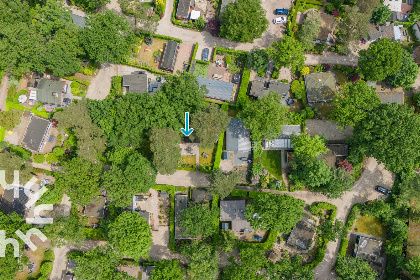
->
[181, 112, 194, 136]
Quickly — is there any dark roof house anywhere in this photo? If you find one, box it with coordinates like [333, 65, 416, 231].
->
[84, 197, 106, 218]
[0, 188, 30, 215]
[36, 79, 66, 106]
[191, 189, 213, 203]
[220, 200, 252, 232]
[304, 72, 337, 103]
[225, 118, 251, 165]
[306, 119, 353, 143]
[176, 0, 195, 19]
[122, 71, 148, 93]
[263, 125, 301, 150]
[196, 76, 234, 102]
[21, 115, 52, 152]
[287, 221, 316, 251]
[175, 194, 191, 239]
[413, 21, 420, 40]
[249, 80, 290, 99]
[159, 41, 179, 72]
[354, 235, 385, 277]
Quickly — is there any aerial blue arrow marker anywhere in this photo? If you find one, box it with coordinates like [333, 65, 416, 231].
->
[181, 112, 194, 136]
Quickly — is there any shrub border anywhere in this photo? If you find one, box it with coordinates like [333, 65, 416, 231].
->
[338, 204, 360, 256]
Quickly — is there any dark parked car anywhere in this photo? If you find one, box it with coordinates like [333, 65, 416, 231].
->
[233, 73, 241, 84]
[375, 186, 391, 195]
[275, 9, 288, 15]
[202, 48, 209, 62]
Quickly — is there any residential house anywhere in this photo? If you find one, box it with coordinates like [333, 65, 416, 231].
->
[377, 91, 404, 104]
[175, 194, 191, 239]
[383, 0, 402, 12]
[141, 266, 156, 280]
[122, 71, 148, 93]
[159, 41, 179, 72]
[0, 188, 29, 216]
[354, 235, 385, 277]
[225, 118, 251, 165]
[36, 79, 67, 106]
[320, 144, 349, 168]
[176, 0, 195, 19]
[71, 13, 86, 28]
[196, 76, 235, 102]
[389, 11, 409, 22]
[306, 119, 353, 143]
[413, 21, 420, 41]
[84, 196, 106, 227]
[263, 125, 301, 150]
[367, 23, 402, 42]
[287, 220, 316, 251]
[220, 200, 252, 232]
[306, 12, 336, 44]
[21, 114, 52, 153]
[249, 80, 290, 100]
[191, 189, 212, 203]
[304, 72, 337, 103]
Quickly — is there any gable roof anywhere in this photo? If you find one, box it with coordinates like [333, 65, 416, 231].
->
[0, 188, 30, 215]
[176, 0, 195, 19]
[225, 118, 251, 152]
[249, 80, 290, 99]
[220, 200, 252, 232]
[413, 22, 420, 40]
[196, 76, 234, 101]
[380, 24, 395, 40]
[159, 41, 179, 72]
[36, 79, 65, 105]
[368, 24, 382, 41]
[21, 116, 51, 152]
[306, 119, 353, 143]
[287, 221, 316, 250]
[304, 72, 336, 103]
[122, 71, 148, 93]
[84, 197, 106, 218]
[318, 13, 336, 41]
[263, 125, 301, 149]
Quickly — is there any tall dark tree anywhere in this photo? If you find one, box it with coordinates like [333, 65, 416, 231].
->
[267, 36, 306, 72]
[209, 169, 242, 199]
[179, 203, 219, 238]
[247, 48, 269, 73]
[70, 0, 111, 13]
[180, 242, 219, 280]
[386, 49, 419, 89]
[150, 127, 180, 175]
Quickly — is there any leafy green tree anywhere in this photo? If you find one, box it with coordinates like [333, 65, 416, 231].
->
[179, 203, 219, 238]
[290, 80, 306, 99]
[405, 256, 420, 278]
[70, 0, 111, 12]
[0, 110, 21, 130]
[219, 230, 238, 253]
[239, 92, 289, 141]
[265, 255, 314, 280]
[107, 146, 134, 165]
[102, 152, 157, 207]
[221, 246, 267, 280]
[245, 193, 305, 233]
[317, 168, 355, 199]
[72, 245, 135, 280]
[335, 255, 377, 280]
[247, 49, 269, 73]
[181, 242, 219, 280]
[195, 17, 206, 30]
[267, 36, 306, 72]
[43, 213, 86, 247]
[289, 157, 332, 189]
[371, 5, 392, 24]
[359, 38, 403, 81]
[291, 134, 328, 160]
[350, 103, 420, 173]
[329, 80, 381, 127]
[118, 0, 159, 34]
[150, 127, 180, 175]
[209, 169, 241, 199]
[297, 11, 321, 50]
[55, 157, 102, 206]
[82, 11, 136, 63]
[318, 219, 344, 241]
[151, 259, 184, 280]
[220, 0, 268, 42]
[191, 103, 230, 148]
[107, 211, 152, 261]
[0, 151, 32, 185]
[386, 49, 419, 89]
[34, 0, 72, 36]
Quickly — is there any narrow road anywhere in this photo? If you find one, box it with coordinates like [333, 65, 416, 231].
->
[0, 75, 9, 112]
[156, 170, 210, 187]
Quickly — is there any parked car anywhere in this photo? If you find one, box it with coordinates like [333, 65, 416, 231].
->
[273, 17, 286, 24]
[375, 186, 391, 195]
[202, 48, 209, 61]
[275, 9, 288, 15]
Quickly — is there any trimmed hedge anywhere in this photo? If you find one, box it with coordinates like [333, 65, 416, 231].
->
[338, 204, 360, 256]
[63, 76, 90, 87]
[212, 194, 220, 247]
[123, 60, 171, 77]
[6, 101, 49, 118]
[195, 59, 210, 65]
[237, 69, 250, 109]
[213, 131, 224, 170]
[152, 33, 182, 43]
[230, 189, 248, 197]
[213, 46, 249, 62]
[190, 43, 199, 72]
[0, 127, 5, 142]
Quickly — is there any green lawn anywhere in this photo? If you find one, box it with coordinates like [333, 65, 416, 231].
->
[193, 62, 209, 78]
[261, 150, 282, 179]
[355, 215, 387, 238]
[199, 146, 215, 165]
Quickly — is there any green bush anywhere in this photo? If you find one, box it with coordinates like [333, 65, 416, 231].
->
[10, 145, 32, 161]
[108, 76, 123, 99]
[33, 154, 46, 163]
[338, 238, 349, 256]
[213, 131, 224, 170]
[230, 189, 248, 197]
[195, 17, 206, 30]
[325, 3, 335, 14]
[71, 81, 80, 88]
[36, 186, 64, 206]
[80, 62, 98, 76]
[198, 163, 212, 173]
[237, 69, 250, 108]
[190, 43, 199, 72]
[0, 141, 7, 149]
[43, 250, 55, 262]
[271, 70, 279, 79]
[39, 261, 53, 276]
[212, 194, 220, 246]
[63, 76, 90, 87]
[83, 227, 106, 240]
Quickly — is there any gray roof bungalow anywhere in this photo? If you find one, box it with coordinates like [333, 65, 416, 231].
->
[0, 188, 30, 215]
[176, 0, 195, 19]
[225, 118, 251, 165]
[287, 221, 316, 251]
[84, 197, 106, 219]
[377, 91, 404, 104]
[36, 79, 66, 106]
[21, 115, 52, 152]
[413, 21, 420, 40]
[122, 71, 148, 93]
[263, 125, 301, 150]
[304, 72, 337, 103]
[71, 14, 86, 28]
[354, 235, 385, 277]
[249, 80, 290, 99]
[175, 194, 191, 239]
[159, 41, 179, 72]
[220, 200, 252, 232]
[306, 119, 353, 144]
[196, 76, 234, 102]
[191, 189, 212, 203]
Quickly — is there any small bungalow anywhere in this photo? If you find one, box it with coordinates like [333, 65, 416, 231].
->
[377, 91, 404, 105]
[304, 72, 337, 103]
[287, 220, 316, 251]
[84, 196, 106, 219]
[122, 71, 148, 93]
[159, 41, 179, 72]
[383, 0, 402, 12]
[306, 119, 353, 143]
[21, 114, 52, 153]
[220, 200, 252, 232]
[367, 23, 402, 42]
[354, 235, 385, 277]
[249, 80, 290, 100]
[263, 125, 301, 150]
[36, 79, 67, 106]
[176, 0, 195, 19]
[175, 194, 190, 239]
[196, 76, 235, 102]
[191, 189, 212, 203]
[225, 118, 251, 165]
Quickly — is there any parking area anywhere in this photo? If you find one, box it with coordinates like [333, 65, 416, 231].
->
[261, 0, 292, 40]
[173, 43, 194, 73]
[195, 46, 213, 61]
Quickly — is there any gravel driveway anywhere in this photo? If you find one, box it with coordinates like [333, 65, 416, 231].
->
[0, 76, 9, 111]
[156, 170, 210, 187]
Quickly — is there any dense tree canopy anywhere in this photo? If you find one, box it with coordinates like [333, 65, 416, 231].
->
[220, 0, 268, 42]
[335, 255, 377, 280]
[0, 110, 21, 130]
[82, 11, 136, 63]
[151, 259, 184, 280]
[220, 247, 268, 280]
[149, 127, 180, 175]
[191, 103, 230, 148]
[218, 230, 238, 253]
[181, 242, 219, 280]
[329, 80, 381, 127]
[239, 92, 289, 141]
[267, 36, 306, 72]
[209, 169, 241, 199]
[179, 203, 219, 238]
[350, 103, 420, 173]
[0, 151, 32, 185]
[43, 213, 86, 247]
[385, 49, 419, 89]
[297, 11, 321, 50]
[289, 156, 332, 189]
[70, 0, 111, 12]
[358, 38, 403, 81]
[265, 256, 314, 280]
[107, 211, 152, 261]
[245, 193, 305, 233]
[247, 49, 269, 73]
[371, 5, 392, 24]
[291, 134, 328, 160]
[118, 0, 159, 34]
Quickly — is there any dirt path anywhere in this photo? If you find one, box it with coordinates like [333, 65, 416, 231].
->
[0, 75, 9, 111]
[156, 170, 210, 187]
